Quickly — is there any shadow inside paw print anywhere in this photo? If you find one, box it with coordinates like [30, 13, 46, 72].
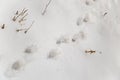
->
[48, 49, 61, 59]
[24, 45, 37, 54]
[4, 60, 25, 78]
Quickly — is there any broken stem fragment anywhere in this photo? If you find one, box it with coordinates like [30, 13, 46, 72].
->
[85, 50, 96, 54]
[19, 13, 28, 23]
[24, 21, 35, 34]
[16, 28, 26, 32]
[12, 8, 28, 22]
[16, 21, 35, 34]
[1, 24, 5, 29]
[42, 0, 52, 15]
[20, 8, 28, 16]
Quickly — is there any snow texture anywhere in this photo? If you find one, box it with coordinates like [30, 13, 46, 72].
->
[0, 0, 120, 80]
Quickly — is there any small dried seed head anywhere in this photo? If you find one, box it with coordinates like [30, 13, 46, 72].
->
[1, 24, 5, 29]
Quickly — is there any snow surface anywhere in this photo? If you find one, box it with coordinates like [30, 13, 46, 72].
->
[0, 0, 120, 80]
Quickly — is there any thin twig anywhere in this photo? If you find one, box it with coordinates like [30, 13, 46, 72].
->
[12, 8, 28, 22]
[24, 21, 35, 33]
[16, 28, 26, 32]
[16, 21, 34, 33]
[85, 50, 96, 54]
[19, 13, 28, 23]
[21, 8, 28, 16]
[42, 0, 52, 15]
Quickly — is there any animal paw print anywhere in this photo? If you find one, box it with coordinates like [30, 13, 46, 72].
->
[4, 60, 25, 78]
[48, 49, 61, 59]
[56, 35, 70, 45]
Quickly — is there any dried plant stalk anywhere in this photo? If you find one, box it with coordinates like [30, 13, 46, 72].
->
[16, 21, 34, 34]
[85, 50, 96, 54]
[12, 8, 28, 22]
[19, 13, 28, 23]
[24, 21, 34, 34]
[42, 0, 52, 15]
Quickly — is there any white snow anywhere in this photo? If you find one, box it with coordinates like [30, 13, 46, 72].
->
[0, 0, 120, 80]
